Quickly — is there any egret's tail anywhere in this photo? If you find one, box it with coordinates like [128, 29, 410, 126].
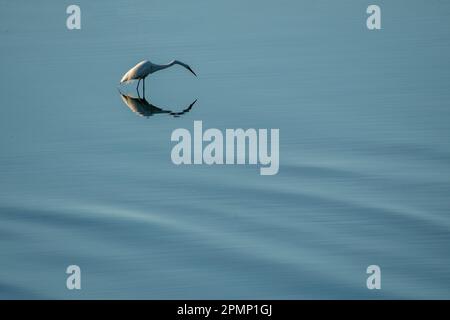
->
[120, 72, 130, 83]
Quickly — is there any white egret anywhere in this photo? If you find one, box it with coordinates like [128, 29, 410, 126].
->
[120, 60, 197, 97]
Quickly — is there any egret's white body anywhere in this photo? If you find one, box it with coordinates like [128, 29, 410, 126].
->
[120, 59, 196, 97]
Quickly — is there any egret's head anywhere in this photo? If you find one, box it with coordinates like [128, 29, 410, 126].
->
[174, 60, 197, 77]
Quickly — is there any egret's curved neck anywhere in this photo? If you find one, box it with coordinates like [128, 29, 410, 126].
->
[151, 60, 176, 73]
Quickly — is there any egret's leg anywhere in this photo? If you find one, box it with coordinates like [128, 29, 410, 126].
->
[143, 77, 146, 97]
[136, 79, 141, 97]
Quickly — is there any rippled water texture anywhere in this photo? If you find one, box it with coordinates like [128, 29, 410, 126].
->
[1, 0, 450, 298]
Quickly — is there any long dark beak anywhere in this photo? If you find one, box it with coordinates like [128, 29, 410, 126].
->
[187, 66, 197, 77]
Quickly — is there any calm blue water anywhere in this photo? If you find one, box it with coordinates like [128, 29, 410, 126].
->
[1, 0, 450, 299]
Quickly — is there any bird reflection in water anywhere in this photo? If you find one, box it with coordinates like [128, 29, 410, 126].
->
[119, 92, 197, 118]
